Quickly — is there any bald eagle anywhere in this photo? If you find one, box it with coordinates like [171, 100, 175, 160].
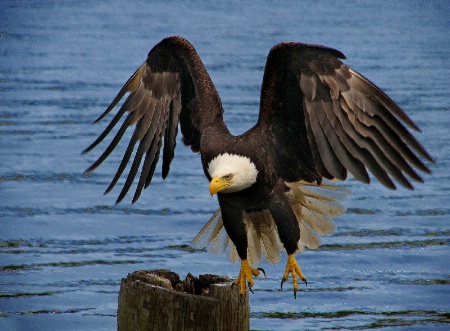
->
[83, 36, 433, 297]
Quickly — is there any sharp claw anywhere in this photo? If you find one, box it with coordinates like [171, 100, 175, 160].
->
[234, 259, 263, 297]
[248, 282, 254, 294]
[293, 288, 297, 299]
[257, 267, 266, 278]
[281, 276, 287, 290]
[303, 278, 308, 286]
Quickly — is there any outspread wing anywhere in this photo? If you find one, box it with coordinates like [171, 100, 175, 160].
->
[258, 42, 434, 189]
[83, 36, 223, 204]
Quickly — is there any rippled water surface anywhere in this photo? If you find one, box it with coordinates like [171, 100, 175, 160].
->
[1, 1, 449, 330]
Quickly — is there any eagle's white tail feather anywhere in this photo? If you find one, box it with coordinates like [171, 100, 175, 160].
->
[296, 182, 349, 202]
[243, 210, 284, 265]
[298, 221, 321, 250]
[227, 243, 239, 262]
[190, 180, 348, 265]
[191, 209, 221, 249]
[246, 219, 262, 265]
[209, 215, 224, 245]
[303, 195, 346, 217]
[300, 207, 336, 235]
[258, 212, 283, 263]
[209, 226, 228, 255]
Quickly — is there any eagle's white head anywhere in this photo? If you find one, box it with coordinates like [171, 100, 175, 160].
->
[207, 153, 259, 195]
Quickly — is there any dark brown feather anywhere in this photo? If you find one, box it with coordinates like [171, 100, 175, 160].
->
[258, 42, 433, 190]
[162, 92, 182, 179]
[84, 36, 223, 203]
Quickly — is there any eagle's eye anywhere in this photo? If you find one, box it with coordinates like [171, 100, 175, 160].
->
[224, 174, 233, 181]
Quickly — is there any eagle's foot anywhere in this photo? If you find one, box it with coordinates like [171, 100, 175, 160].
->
[281, 254, 307, 299]
[233, 259, 265, 296]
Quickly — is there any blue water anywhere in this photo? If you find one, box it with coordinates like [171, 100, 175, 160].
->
[1, 1, 449, 330]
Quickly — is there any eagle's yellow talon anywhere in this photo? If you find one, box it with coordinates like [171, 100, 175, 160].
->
[281, 254, 307, 298]
[235, 259, 262, 295]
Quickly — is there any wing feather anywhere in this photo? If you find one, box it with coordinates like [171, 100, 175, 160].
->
[336, 96, 422, 181]
[303, 106, 332, 180]
[319, 98, 370, 183]
[162, 92, 182, 179]
[304, 98, 347, 179]
[258, 42, 433, 190]
[84, 36, 224, 203]
[340, 95, 423, 188]
[130, 99, 166, 203]
[93, 65, 147, 124]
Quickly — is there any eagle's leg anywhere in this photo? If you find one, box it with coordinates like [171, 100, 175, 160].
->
[281, 254, 307, 298]
[218, 197, 265, 296]
[269, 180, 306, 298]
[233, 259, 264, 295]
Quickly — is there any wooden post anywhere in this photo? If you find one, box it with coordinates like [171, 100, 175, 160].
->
[117, 269, 249, 331]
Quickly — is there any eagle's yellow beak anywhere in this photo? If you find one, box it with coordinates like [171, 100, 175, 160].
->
[209, 176, 230, 196]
